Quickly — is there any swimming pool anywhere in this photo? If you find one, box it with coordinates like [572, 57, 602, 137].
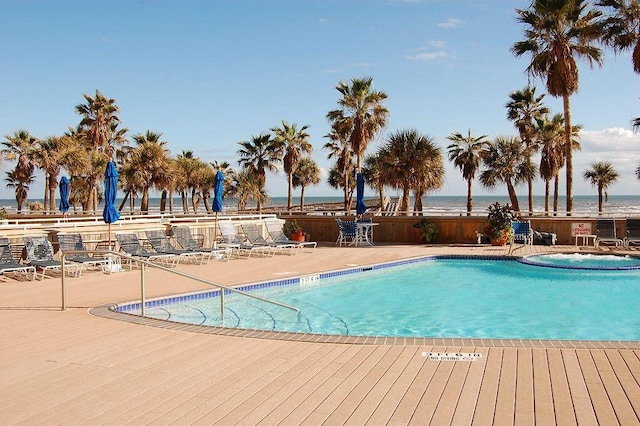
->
[115, 256, 640, 341]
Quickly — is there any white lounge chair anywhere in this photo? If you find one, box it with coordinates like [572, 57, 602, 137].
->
[263, 218, 317, 253]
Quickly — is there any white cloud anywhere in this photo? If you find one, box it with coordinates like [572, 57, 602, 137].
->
[406, 51, 448, 61]
[437, 18, 463, 28]
[579, 128, 640, 152]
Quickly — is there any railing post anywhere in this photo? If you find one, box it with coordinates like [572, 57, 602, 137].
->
[140, 263, 146, 317]
[220, 286, 225, 324]
[61, 255, 66, 311]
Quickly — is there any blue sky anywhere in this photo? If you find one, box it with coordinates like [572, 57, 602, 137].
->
[1, 0, 639, 202]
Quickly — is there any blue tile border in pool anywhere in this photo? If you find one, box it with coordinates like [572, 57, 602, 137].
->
[113, 255, 517, 314]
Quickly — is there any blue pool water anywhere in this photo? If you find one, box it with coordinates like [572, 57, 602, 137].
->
[118, 258, 640, 341]
[520, 253, 640, 270]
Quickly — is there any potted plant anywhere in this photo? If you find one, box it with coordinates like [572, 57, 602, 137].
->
[412, 219, 438, 243]
[283, 220, 307, 242]
[485, 202, 514, 246]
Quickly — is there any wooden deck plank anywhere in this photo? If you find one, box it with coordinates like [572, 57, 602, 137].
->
[514, 348, 534, 426]
[471, 347, 503, 425]
[592, 350, 640, 424]
[494, 347, 518, 425]
[343, 346, 420, 425]
[409, 346, 461, 424]
[386, 346, 444, 425]
[429, 351, 474, 425]
[449, 348, 490, 425]
[365, 346, 429, 425]
[531, 349, 555, 426]
[562, 349, 598, 426]
[547, 349, 577, 426]
[576, 349, 618, 424]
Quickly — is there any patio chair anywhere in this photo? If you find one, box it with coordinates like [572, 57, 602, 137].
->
[594, 218, 623, 248]
[0, 236, 35, 280]
[217, 221, 272, 258]
[145, 229, 207, 264]
[263, 217, 317, 252]
[23, 235, 78, 280]
[240, 222, 296, 255]
[335, 218, 359, 246]
[624, 217, 640, 248]
[380, 198, 399, 216]
[115, 233, 179, 268]
[57, 233, 111, 276]
[171, 225, 232, 261]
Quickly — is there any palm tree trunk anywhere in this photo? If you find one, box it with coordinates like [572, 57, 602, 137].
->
[527, 176, 534, 215]
[553, 175, 559, 214]
[563, 94, 573, 214]
[506, 180, 520, 213]
[544, 179, 550, 216]
[48, 177, 58, 214]
[466, 179, 473, 216]
[413, 190, 424, 216]
[181, 191, 189, 214]
[342, 173, 349, 211]
[300, 186, 306, 210]
[169, 190, 174, 213]
[160, 190, 167, 213]
[44, 175, 50, 214]
[287, 173, 293, 211]
[597, 185, 603, 214]
[203, 190, 212, 213]
[401, 187, 411, 216]
[141, 188, 149, 214]
[119, 191, 130, 211]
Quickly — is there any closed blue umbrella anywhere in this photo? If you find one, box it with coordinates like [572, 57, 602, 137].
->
[212, 171, 224, 247]
[103, 161, 120, 248]
[59, 176, 70, 214]
[213, 171, 224, 213]
[356, 172, 367, 215]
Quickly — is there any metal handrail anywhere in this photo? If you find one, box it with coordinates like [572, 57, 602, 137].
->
[60, 249, 300, 322]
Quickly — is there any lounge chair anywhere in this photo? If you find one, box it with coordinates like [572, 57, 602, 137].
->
[263, 217, 317, 252]
[380, 198, 399, 216]
[145, 229, 207, 264]
[57, 233, 112, 276]
[240, 222, 296, 255]
[171, 225, 232, 261]
[594, 218, 623, 248]
[335, 218, 359, 246]
[624, 217, 640, 248]
[23, 235, 78, 280]
[217, 221, 272, 258]
[115, 233, 179, 267]
[0, 236, 35, 280]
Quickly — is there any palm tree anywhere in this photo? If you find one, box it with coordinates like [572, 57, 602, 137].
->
[598, 0, 640, 73]
[2, 130, 39, 212]
[536, 113, 565, 214]
[362, 153, 387, 209]
[505, 86, 549, 214]
[480, 135, 534, 212]
[31, 136, 65, 213]
[584, 161, 619, 213]
[377, 129, 444, 215]
[323, 121, 354, 211]
[129, 131, 171, 214]
[271, 121, 312, 211]
[75, 91, 128, 212]
[446, 130, 489, 216]
[513, 0, 604, 213]
[292, 157, 321, 210]
[174, 150, 198, 213]
[237, 133, 283, 212]
[5, 166, 34, 213]
[326, 77, 389, 172]
[226, 169, 266, 211]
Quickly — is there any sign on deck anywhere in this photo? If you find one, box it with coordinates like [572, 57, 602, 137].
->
[572, 222, 593, 237]
[423, 352, 482, 361]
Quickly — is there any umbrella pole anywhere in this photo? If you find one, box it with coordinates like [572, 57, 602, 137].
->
[108, 223, 112, 250]
[213, 212, 218, 248]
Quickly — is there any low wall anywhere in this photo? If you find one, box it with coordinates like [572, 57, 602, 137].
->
[278, 214, 630, 245]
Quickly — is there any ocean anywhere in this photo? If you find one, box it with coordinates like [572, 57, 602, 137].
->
[6, 194, 639, 216]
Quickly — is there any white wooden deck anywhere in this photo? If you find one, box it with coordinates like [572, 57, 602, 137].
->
[1, 243, 639, 424]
